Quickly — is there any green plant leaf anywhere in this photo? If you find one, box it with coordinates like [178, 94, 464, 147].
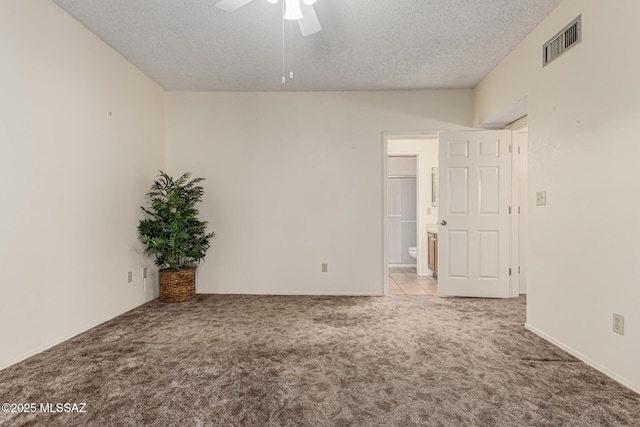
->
[138, 171, 215, 270]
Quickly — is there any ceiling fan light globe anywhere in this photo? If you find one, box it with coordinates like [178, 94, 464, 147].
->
[283, 0, 304, 20]
[266, 0, 279, 4]
[302, 0, 317, 5]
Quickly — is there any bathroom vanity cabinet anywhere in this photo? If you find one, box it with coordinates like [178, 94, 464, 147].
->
[428, 232, 438, 278]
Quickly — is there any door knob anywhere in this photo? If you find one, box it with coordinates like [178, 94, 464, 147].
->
[440, 220, 447, 226]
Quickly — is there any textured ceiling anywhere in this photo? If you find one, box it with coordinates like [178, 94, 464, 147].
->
[50, 0, 563, 91]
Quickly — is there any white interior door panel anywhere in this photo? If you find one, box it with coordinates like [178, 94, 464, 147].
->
[438, 130, 514, 298]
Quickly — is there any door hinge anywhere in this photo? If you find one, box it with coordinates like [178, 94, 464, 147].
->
[519, 266, 521, 274]
[509, 268, 512, 276]
[509, 206, 512, 214]
[518, 146, 521, 154]
[509, 145, 512, 153]
[518, 206, 521, 214]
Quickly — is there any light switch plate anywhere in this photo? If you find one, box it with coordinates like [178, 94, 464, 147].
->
[613, 313, 625, 335]
[536, 191, 547, 206]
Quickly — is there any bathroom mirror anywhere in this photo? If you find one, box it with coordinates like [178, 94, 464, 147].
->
[431, 167, 438, 207]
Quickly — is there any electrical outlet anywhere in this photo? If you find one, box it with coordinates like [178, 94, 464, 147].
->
[536, 191, 547, 206]
[127, 271, 133, 283]
[143, 267, 148, 279]
[613, 313, 624, 335]
[321, 263, 328, 273]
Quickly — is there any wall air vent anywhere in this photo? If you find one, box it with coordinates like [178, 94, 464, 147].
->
[543, 15, 581, 67]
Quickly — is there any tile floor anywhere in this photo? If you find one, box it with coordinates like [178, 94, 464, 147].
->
[388, 267, 438, 296]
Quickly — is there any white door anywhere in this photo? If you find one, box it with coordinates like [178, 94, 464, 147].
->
[438, 130, 514, 298]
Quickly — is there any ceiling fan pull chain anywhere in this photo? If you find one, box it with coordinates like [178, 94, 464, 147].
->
[281, 0, 286, 84]
[290, 18, 294, 79]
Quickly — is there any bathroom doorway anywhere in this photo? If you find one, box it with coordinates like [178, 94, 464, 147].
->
[386, 136, 440, 296]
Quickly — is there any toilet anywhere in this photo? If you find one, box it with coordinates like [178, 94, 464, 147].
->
[408, 246, 417, 260]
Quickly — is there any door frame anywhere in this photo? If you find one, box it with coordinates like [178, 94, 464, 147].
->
[382, 132, 441, 295]
[509, 117, 528, 294]
[383, 123, 528, 297]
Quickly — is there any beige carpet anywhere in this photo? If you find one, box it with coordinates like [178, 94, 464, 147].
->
[1, 295, 639, 426]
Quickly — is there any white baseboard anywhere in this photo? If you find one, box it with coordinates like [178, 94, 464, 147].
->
[0, 296, 156, 372]
[199, 291, 384, 296]
[524, 323, 640, 394]
[0, 328, 101, 372]
[389, 264, 417, 268]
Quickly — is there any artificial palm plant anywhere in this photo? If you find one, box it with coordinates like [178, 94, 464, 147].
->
[138, 171, 214, 303]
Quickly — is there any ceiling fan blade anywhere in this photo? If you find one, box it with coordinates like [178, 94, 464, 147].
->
[298, 3, 321, 36]
[215, 0, 255, 12]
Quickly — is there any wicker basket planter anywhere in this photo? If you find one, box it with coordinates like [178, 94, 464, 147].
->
[139, 172, 214, 304]
[159, 268, 196, 303]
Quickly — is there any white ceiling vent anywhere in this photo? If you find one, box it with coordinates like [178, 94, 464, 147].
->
[543, 15, 581, 67]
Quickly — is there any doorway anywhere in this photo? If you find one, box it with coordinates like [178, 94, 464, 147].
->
[384, 127, 528, 298]
[385, 136, 439, 296]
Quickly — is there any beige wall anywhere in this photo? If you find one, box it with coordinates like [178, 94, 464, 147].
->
[167, 91, 471, 295]
[388, 156, 417, 176]
[0, 0, 166, 369]
[475, 0, 640, 392]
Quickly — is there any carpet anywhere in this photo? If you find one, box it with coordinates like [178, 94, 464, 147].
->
[0, 295, 638, 426]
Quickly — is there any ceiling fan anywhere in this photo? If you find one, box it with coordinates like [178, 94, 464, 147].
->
[215, 0, 322, 37]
